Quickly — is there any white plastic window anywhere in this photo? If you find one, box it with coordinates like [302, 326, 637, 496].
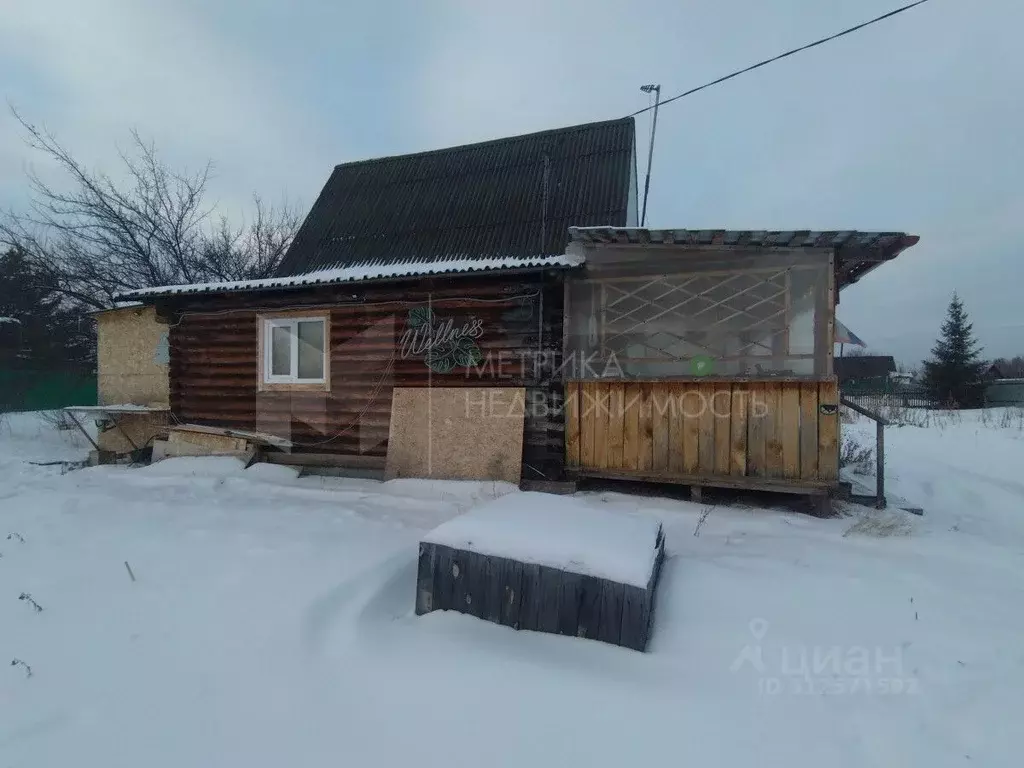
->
[262, 317, 326, 383]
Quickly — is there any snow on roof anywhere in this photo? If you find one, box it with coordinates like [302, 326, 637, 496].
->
[422, 492, 663, 588]
[0, 316, 22, 325]
[116, 253, 584, 301]
[64, 404, 170, 413]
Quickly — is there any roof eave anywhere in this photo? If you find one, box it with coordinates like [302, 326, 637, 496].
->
[115, 262, 582, 303]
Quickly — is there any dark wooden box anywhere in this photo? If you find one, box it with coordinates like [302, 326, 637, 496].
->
[416, 526, 665, 652]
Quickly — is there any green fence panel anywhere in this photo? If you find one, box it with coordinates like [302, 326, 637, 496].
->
[0, 369, 97, 412]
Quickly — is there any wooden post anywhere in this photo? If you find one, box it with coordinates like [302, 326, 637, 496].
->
[65, 411, 100, 452]
[876, 420, 886, 509]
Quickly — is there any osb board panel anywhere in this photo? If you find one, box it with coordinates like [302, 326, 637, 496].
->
[96, 412, 169, 453]
[96, 305, 170, 405]
[385, 387, 525, 484]
[168, 429, 248, 453]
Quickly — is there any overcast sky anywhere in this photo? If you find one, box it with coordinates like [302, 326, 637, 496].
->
[2, 0, 1020, 365]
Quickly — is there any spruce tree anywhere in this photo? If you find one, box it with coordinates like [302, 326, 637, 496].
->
[0, 247, 93, 372]
[921, 293, 986, 408]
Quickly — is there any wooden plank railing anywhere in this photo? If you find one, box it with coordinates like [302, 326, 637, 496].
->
[565, 379, 840, 492]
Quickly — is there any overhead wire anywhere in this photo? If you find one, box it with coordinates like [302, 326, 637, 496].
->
[627, 0, 935, 119]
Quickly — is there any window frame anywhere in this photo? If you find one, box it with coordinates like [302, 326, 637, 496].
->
[258, 313, 330, 391]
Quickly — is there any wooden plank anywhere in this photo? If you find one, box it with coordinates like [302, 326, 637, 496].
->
[607, 382, 625, 469]
[462, 551, 487, 619]
[576, 575, 604, 641]
[764, 382, 784, 478]
[593, 384, 609, 469]
[818, 379, 839, 482]
[565, 382, 580, 467]
[450, 548, 472, 614]
[482, 555, 502, 624]
[432, 545, 456, 612]
[263, 452, 386, 469]
[498, 557, 523, 629]
[729, 385, 748, 477]
[668, 384, 685, 474]
[518, 563, 542, 631]
[536, 566, 562, 634]
[598, 580, 625, 646]
[557, 571, 582, 637]
[652, 384, 671, 472]
[415, 543, 437, 615]
[713, 383, 732, 476]
[781, 384, 802, 479]
[575, 468, 830, 495]
[637, 383, 654, 472]
[622, 383, 641, 471]
[800, 382, 819, 480]
[620, 584, 647, 651]
[580, 383, 597, 470]
[698, 382, 716, 475]
[681, 385, 701, 474]
[746, 382, 767, 477]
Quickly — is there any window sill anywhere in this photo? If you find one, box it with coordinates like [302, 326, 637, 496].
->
[259, 381, 330, 393]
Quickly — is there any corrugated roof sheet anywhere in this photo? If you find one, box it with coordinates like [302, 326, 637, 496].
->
[119, 254, 582, 300]
[835, 356, 897, 381]
[275, 118, 635, 277]
[569, 227, 920, 287]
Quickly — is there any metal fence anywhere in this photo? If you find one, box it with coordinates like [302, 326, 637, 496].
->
[843, 388, 935, 411]
[0, 369, 97, 412]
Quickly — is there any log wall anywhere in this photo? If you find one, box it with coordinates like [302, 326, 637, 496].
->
[161, 273, 567, 480]
[564, 379, 840, 492]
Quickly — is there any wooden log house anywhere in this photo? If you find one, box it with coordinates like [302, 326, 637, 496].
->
[118, 118, 639, 485]
[117, 118, 919, 501]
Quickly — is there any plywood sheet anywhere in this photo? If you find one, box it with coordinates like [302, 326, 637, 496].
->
[96, 305, 170, 406]
[385, 387, 525, 484]
[96, 412, 169, 454]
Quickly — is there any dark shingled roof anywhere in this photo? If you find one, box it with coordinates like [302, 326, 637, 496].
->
[276, 118, 636, 277]
[834, 356, 897, 382]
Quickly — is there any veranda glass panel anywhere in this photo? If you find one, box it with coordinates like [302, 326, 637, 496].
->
[566, 250, 832, 379]
[296, 320, 325, 379]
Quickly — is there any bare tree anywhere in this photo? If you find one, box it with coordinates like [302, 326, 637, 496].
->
[0, 109, 301, 310]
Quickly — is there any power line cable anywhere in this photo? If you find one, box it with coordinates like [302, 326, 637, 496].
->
[628, 0, 935, 118]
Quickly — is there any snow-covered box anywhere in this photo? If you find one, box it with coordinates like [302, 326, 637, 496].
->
[416, 493, 665, 651]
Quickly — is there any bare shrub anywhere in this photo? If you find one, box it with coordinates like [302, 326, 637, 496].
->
[879, 403, 931, 428]
[1, 109, 300, 309]
[840, 435, 875, 476]
[693, 505, 713, 537]
[38, 410, 75, 431]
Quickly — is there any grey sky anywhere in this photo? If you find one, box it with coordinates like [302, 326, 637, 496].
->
[2, 0, 1020, 365]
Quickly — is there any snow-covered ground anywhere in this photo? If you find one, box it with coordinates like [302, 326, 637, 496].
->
[1, 409, 1022, 766]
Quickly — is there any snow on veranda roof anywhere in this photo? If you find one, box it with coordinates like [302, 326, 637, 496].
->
[115, 253, 584, 301]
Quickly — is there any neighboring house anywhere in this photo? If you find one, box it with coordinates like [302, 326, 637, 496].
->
[984, 362, 1006, 380]
[116, 118, 920, 499]
[834, 355, 897, 392]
